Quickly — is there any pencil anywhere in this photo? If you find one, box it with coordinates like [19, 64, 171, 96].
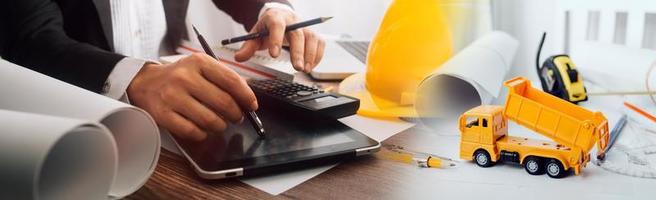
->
[379, 151, 448, 168]
[193, 25, 266, 137]
[221, 17, 333, 45]
[624, 101, 656, 123]
[380, 143, 456, 168]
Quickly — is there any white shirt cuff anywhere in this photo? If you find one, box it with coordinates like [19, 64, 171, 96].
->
[258, 2, 295, 19]
[103, 57, 156, 100]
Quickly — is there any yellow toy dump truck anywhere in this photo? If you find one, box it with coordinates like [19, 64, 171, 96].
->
[459, 77, 609, 178]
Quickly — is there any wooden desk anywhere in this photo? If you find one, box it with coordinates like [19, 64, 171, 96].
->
[125, 125, 446, 200]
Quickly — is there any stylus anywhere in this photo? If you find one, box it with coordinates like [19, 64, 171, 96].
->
[192, 25, 266, 137]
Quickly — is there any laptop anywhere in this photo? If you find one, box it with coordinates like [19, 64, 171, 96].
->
[309, 40, 369, 80]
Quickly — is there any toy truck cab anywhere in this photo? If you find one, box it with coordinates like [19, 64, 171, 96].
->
[459, 105, 507, 166]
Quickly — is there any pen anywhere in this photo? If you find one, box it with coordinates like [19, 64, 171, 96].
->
[598, 114, 627, 160]
[192, 25, 266, 137]
[221, 17, 333, 45]
[607, 115, 627, 151]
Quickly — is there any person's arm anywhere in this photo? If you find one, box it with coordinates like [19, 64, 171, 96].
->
[0, 0, 124, 93]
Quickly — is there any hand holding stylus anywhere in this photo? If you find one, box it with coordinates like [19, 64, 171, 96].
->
[127, 55, 258, 141]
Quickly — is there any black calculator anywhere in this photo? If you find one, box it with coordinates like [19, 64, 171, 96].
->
[248, 79, 360, 119]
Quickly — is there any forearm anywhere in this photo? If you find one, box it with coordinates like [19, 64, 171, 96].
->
[1, 0, 124, 93]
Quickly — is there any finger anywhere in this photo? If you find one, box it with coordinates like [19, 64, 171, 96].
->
[200, 61, 258, 111]
[235, 39, 262, 62]
[160, 110, 207, 141]
[313, 39, 326, 71]
[235, 21, 266, 62]
[287, 29, 305, 71]
[265, 16, 286, 58]
[187, 74, 244, 123]
[303, 30, 318, 72]
[172, 93, 228, 134]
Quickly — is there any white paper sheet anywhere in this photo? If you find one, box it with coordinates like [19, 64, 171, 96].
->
[338, 115, 416, 142]
[0, 60, 160, 198]
[239, 164, 337, 195]
[171, 43, 294, 80]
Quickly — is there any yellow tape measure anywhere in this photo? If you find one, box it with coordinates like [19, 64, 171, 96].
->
[536, 32, 588, 104]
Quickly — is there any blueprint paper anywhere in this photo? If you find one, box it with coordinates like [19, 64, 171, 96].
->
[0, 60, 160, 198]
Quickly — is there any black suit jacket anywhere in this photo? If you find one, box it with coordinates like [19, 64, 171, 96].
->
[1, 0, 290, 93]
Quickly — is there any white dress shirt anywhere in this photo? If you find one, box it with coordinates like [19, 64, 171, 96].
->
[103, 1, 294, 100]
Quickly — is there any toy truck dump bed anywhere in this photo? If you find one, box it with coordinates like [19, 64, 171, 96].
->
[503, 77, 609, 159]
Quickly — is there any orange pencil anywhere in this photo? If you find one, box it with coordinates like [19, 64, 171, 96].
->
[624, 102, 656, 123]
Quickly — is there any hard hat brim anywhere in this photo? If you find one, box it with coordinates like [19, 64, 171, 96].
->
[339, 73, 418, 118]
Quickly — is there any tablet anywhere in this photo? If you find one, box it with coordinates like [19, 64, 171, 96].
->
[171, 107, 380, 179]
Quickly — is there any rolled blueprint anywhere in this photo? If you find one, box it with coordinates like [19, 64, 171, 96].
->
[0, 110, 117, 200]
[0, 60, 160, 198]
[415, 31, 518, 128]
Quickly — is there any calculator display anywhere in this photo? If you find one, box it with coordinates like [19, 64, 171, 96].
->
[303, 96, 336, 103]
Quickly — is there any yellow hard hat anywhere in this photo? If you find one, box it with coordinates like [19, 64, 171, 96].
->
[339, 0, 454, 118]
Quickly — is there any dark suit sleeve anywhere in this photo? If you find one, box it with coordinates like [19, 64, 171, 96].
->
[0, 0, 124, 93]
[211, 0, 292, 31]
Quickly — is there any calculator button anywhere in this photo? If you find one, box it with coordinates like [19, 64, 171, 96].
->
[296, 91, 313, 96]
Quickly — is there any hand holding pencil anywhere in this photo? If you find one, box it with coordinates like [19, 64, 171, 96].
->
[232, 8, 329, 73]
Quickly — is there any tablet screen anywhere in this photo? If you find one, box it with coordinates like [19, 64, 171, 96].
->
[174, 107, 376, 172]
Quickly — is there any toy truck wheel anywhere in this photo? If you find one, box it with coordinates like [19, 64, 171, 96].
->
[523, 156, 545, 175]
[545, 159, 567, 178]
[474, 150, 494, 167]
